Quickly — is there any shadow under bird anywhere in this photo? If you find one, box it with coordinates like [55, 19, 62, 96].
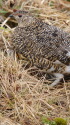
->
[9, 10, 70, 86]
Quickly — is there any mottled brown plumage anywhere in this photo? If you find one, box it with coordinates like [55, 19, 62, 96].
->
[10, 10, 70, 86]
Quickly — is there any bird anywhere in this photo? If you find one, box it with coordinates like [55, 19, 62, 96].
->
[9, 10, 70, 86]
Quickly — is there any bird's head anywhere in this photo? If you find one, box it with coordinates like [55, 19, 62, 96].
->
[9, 10, 35, 27]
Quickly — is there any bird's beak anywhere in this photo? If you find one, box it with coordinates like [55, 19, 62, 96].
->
[9, 14, 14, 18]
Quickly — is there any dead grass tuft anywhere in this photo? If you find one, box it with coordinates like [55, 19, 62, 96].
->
[0, 52, 70, 125]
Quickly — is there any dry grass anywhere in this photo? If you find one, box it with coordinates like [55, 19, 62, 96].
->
[0, 0, 70, 125]
[0, 52, 70, 125]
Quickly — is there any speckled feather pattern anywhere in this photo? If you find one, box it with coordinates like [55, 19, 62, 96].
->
[11, 11, 70, 75]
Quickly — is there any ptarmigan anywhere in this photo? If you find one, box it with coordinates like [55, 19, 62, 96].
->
[9, 10, 70, 86]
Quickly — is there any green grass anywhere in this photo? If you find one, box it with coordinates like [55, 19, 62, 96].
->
[42, 117, 67, 125]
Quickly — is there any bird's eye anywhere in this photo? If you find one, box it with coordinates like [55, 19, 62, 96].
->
[18, 15, 22, 17]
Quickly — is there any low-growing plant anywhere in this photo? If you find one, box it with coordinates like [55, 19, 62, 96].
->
[42, 116, 57, 125]
[41, 116, 67, 125]
[66, 0, 70, 2]
[54, 118, 67, 125]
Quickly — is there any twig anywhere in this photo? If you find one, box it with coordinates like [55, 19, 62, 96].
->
[1, 17, 10, 27]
